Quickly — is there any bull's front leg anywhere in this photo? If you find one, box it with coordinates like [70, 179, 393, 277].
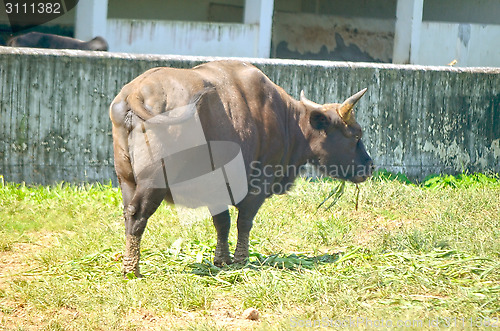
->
[234, 193, 266, 264]
[212, 210, 233, 267]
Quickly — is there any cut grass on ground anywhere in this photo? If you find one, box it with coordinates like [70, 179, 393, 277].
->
[0, 173, 499, 330]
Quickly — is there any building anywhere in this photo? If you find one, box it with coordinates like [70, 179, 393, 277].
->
[1, 0, 499, 67]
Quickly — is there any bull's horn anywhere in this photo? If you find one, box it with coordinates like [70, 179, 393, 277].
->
[338, 88, 367, 124]
[300, 90, 321, 109]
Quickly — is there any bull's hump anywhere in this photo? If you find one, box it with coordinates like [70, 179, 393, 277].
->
[194, 59, 254, 71]
[193, 61, 260, 82]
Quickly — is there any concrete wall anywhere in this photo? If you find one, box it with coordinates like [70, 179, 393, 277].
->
[74, 0, 272, 58]
[416, 22, 500, 67]
[0, 47, 498, 185]
[273, 0, 500, 67]
[394, 0, 500, 67]
[106, 19, 259, 57]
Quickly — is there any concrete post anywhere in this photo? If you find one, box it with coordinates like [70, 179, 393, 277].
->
[244, 0, 274, 58]
[392, 0, 423, 64]
[74, 0, 108, 41]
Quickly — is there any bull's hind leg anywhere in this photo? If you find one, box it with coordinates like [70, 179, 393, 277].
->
[212, 210, 232, 266]
[123, 186, 167, 277]
[119, 179, 136, 213]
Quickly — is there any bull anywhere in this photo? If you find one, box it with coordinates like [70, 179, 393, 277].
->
[110, 60, 373, 277]
[7, 32, 108, 51]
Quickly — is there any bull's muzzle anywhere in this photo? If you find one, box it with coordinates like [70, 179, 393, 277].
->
[350, 159, 374, 183]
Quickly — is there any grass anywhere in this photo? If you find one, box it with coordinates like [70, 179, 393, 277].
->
[0, 172, 499, 330]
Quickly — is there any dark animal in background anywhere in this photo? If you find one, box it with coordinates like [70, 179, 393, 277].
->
[110, 60, 373, 277]
[7, 32, 108, 51]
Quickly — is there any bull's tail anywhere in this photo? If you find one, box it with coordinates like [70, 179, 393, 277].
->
[126, 93, 155, 122]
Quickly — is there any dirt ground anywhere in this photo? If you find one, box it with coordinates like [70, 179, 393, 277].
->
[0, 234, 265, 330]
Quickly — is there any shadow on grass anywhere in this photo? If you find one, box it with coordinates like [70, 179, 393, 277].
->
[187, 251, 341, 277]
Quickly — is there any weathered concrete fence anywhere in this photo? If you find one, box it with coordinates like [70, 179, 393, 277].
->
[0, 47, 499, 184]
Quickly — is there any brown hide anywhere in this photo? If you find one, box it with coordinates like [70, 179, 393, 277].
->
[7, 32, 108, 51]
[110, 60, 373, 277]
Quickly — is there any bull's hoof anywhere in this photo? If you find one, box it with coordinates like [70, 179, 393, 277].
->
[233, 256, 249, 265]
[123, 270, 143, 279]
[123, 256, 142, 278]
[233, 247, 249, 265]
[214, 255, 233, 267]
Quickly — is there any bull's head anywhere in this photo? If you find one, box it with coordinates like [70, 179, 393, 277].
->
[302, 88, 373, 183]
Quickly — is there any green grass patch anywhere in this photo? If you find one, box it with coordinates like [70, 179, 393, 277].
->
[0, 173, 499, 330]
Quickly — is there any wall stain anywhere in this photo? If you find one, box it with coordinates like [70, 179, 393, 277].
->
[275, 33, 387, 62]
[458, 23, 471, 48]
[272, 13, 394, 62]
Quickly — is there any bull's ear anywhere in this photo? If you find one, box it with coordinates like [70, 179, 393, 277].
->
[309, 110, 331, 131]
